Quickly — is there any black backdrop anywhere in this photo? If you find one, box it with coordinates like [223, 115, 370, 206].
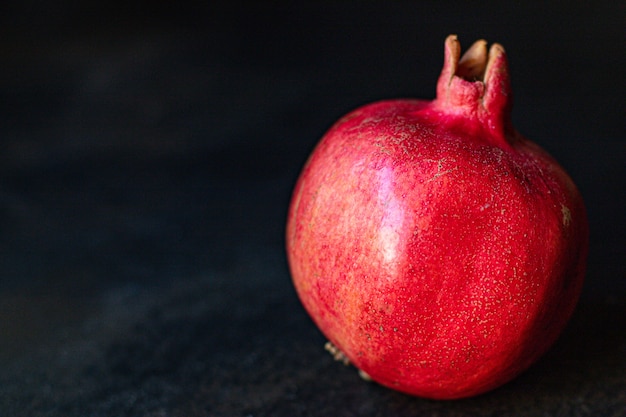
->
[1, 2, 624, 416]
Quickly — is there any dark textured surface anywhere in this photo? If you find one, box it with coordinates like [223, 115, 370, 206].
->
[1, 2, 625, 416]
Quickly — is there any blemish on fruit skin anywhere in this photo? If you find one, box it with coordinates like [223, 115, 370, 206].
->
[561, 204, 571, 227]
[425, 157, 459, 183]
[359, 369, 373, 381]
[325, 341, 350, 365]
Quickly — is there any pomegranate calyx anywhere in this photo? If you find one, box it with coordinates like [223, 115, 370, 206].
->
[436, 35, 514, 144]
[457, 38, 488, 81]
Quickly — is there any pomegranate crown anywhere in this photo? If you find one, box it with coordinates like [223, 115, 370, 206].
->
[435, 35, 514, 141]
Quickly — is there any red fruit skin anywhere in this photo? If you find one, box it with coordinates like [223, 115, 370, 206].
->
[286, 36, 588, 399]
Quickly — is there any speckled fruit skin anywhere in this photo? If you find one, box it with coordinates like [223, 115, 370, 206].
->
[286, 35, 588, 399]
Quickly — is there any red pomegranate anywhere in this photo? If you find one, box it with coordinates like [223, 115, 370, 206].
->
[286, 35, 588, 399]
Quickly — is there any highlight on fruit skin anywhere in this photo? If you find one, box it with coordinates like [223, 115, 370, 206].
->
[286, 35, 588, 399]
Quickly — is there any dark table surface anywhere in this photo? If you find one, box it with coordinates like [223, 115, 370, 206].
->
[1, 2, 625, 416]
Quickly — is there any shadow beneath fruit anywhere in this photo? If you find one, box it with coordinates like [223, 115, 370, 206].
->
[517, 299, 626, 389]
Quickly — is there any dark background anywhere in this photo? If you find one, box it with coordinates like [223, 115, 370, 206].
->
[0, 1, 624, 416]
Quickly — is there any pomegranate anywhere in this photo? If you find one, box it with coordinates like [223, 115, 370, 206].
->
[285, 35, 588, 399]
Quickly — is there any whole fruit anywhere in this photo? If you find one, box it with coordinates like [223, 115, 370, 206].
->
[286, 35, 588, 399]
